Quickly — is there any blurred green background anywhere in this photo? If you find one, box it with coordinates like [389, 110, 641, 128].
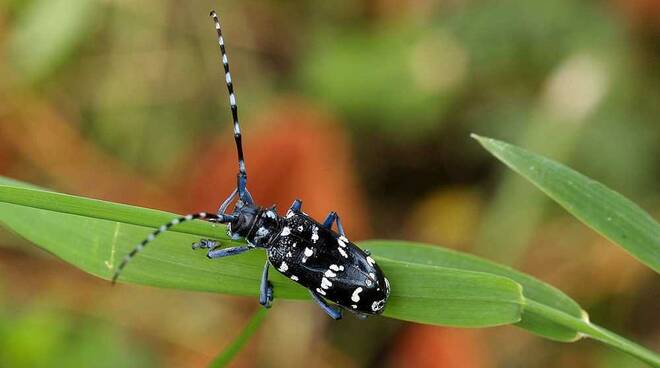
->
[0, 0, 658, 367]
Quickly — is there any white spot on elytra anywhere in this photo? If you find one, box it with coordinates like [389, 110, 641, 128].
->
[351, 304, 357, 309]
[325, 270, 337, 278]
[280, 227, 291, 236]
[286, 252, 292, 258]
[371, 299, 386, 312]
[338, 247, 348, 258]
[329, 264, 343, 272]
[351, 287, 363, 302]
[278, 262, 288, 272]
[302, 247, 313, 263]
[311, 226, 319, 243]
[290, 275, 299, 281]
[316, 288, 326, 296]
[321, 277, 332, 289]
[298, 225, 304, 231]
[337, 238, 347, 248]
[366, 256, 376, 266]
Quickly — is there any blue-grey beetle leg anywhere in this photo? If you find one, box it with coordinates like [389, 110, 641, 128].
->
[192, 239, 218, 250]
[217, 188, 238, 216]
[334, 214, 346, 237]
[259, 261, 273, 308]
[321, 211, 346, 237]
[321, 211, 337, 229]
[289, 199, 303, 213]
[309, 290, 342, 320]
[207, 245, 252, 259]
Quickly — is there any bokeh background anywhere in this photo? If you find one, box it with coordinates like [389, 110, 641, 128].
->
[1, 0, 659, 367]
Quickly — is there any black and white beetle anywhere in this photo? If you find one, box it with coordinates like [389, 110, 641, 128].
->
[111, 10, 390, 320]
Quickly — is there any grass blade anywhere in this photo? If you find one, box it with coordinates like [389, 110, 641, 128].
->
[472, 134, 660, 272]
[208, 308, 268, 368]
[1, 178, 657, 365]
[524, 301, 660, 367]
[364, 240, 584, 341]
[0, 179, 523, 328]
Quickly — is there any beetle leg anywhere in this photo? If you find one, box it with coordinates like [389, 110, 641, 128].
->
[322, 211, 337, 229]
[206, 245, 252, 259]
[289, 199, 303, 213]
[309, 290, 342, 320]
[322, 211, 346, 237]
[192, 239, 217, 250]
[335, 214, 346, 237]
[259, 261, 274, 308]
[217, 188, 237, 215]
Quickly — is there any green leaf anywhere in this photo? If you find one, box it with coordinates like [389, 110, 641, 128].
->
[1, 178, 658, 366]
[362, 240, 584, 342]
[208, 308, 268, 368]
[0, 179, 522, 328]
[472, 134, 660, 272]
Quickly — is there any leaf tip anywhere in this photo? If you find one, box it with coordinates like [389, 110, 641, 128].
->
[470, 133, 495, 149]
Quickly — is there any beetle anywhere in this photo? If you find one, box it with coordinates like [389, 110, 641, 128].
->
[111, 9, 390, 320]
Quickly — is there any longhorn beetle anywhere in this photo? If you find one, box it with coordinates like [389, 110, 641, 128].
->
[111, 10, 390, 320]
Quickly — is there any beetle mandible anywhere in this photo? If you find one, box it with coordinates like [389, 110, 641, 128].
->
[111, 9, 390, 320]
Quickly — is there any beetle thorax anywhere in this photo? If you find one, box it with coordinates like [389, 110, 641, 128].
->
[228, 205, 280, 248]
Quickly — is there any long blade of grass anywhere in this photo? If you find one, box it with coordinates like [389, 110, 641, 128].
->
[2, 178, 657, 366]
[0, 179, 523, 328]
[208, 308, 268, 368]
[363, 240, 584, 342]
[472, 134, 660, 272]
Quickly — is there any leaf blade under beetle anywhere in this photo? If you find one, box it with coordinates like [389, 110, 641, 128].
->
[0, 179, 523, 328]
[364, 240, 585, 341]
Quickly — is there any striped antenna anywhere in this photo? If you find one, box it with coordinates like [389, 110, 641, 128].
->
[111, 212, 234, 284]
[210, 10, 247, 178]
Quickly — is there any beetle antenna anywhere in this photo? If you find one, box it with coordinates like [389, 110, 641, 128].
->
[111, 212, 235, 284]
[209, 10, 246, 180]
